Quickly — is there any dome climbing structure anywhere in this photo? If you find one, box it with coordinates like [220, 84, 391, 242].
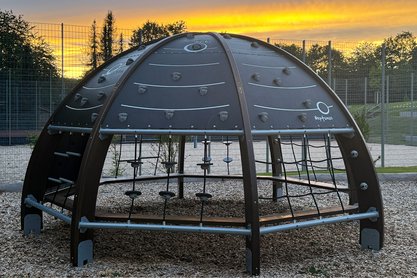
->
[21, 33, 383, 275]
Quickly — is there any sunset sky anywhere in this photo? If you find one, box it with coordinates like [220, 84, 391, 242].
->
[3, 0, 417, 41]
[3, 0, 417, 78]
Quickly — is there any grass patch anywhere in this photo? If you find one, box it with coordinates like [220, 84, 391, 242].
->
[375, 165, 417, 173]
[348, 101, 417, 145]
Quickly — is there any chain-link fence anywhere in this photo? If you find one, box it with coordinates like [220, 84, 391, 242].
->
[1, 22, 417, 185]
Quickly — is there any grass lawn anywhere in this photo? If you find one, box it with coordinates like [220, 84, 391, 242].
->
[347, 101, 417, 145]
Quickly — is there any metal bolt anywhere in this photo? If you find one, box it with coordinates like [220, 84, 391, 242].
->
[359, 182, 368, 191]
[351, 150, 359, 158]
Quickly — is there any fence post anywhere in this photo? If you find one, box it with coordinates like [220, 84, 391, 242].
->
[16, 84, 19, 129]
[411, 72, 415, 143]
[7, 69, 12, 145]
[327, 40, 332, 86]
[265, 140, 270, 173]
[364, 77, 367, 106]
[345, 79, 348, 106]
[49, 69, 52, 116]
[380, 43, 386, 167]
[61, 23, 64, 100]
[302, 40, 306, 63]
[35, 81, 38, 131]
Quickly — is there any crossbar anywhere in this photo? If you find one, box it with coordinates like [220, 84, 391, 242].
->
[24, 195, 72, 224]
[79, 221, 252, 235]
[260, 210, 379, 235]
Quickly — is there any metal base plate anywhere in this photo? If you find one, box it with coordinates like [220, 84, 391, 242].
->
[23, 214, 41, 235]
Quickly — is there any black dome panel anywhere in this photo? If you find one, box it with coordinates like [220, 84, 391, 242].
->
[101, 34, 243, 131]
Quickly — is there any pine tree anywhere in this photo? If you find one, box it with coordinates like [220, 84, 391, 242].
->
[100, 11, 115, 62]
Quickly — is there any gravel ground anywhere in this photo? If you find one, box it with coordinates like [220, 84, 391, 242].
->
[1, 179, 417, 277]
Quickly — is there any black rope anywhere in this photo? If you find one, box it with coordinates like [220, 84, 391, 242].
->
[277, 135, 295, 219]
[303, 134, 321, 216]
[325, 133, 345, 212]
[160, 135, 176, 223]
[198, 136, 212, 223]
[154, 135, 162, 176]
[289, 135, 301, 179]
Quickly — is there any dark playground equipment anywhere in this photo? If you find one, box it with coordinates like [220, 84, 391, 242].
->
[21, 32, 383, 275]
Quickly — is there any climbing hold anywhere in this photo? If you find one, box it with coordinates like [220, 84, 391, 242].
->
[98, 75, 106, 83]
[251, 73, 261, 81]
[199, 87, 208, 96]
[298, 113, 307, 122]
[303, 99, 313, 108]
[218, 111, 228, 122]
[74, 93, 82, 101]
[126, 58, 134, 65]
[138, 86, 147, 94]
[273, 78, 282, 86]
[258, 112, 269, 123]
[165, 110, 175, 120]
[97, 91, 106, 100]
[118, 112, 128, 123]
[171, 72, 182, 81]
[91, 113, 98, 123]
[283, 67, 291, 75]
[80, 97, 88, 107]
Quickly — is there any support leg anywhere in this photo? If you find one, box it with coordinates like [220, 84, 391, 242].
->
[245, 234, 260, 275]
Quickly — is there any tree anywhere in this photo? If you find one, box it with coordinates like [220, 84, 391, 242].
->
[274, 43, 304, 60]
[118, 33, 124, 54]
[0, 10, 57, 77]
[348, 42, 379, 78]
[130, 20, 187, 47]
[382, 31, 417, 70]
[100, 11, 116, 62]
[87, 20, 99, 71]
[305, 44, 348, 80]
